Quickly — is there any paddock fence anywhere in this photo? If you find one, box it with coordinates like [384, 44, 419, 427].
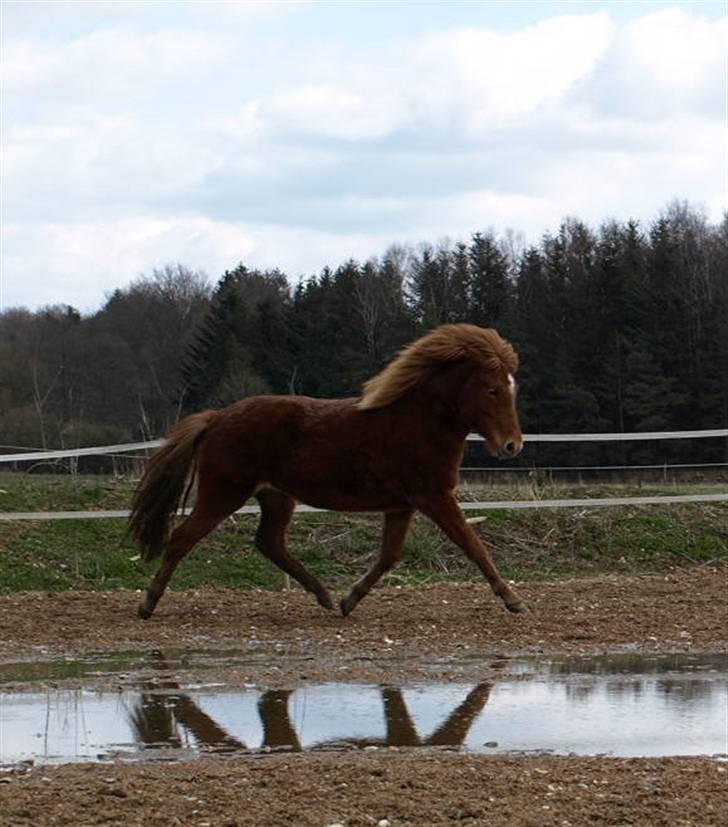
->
[1, 429, 727, 521]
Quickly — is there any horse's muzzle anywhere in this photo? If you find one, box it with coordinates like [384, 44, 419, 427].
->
[497, 440, 523, 459]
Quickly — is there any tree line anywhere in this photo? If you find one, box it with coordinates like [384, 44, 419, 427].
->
[1, 201, 726, 468]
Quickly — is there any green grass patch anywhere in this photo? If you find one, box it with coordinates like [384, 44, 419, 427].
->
[0, 472, 726, 593]
[0, 473, 134, 513]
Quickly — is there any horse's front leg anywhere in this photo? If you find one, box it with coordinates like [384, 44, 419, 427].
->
[415, 492, 527, 614]
[340, 509, 414, 616]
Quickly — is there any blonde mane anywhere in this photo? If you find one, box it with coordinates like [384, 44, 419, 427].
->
[357, 324, 518, 411]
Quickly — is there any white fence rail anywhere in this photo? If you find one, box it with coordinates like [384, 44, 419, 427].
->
[487, 428, 728, 443]
[1, 429, 727, 465]
[0, 441, 162, 464]
[1, 492, 727, 523]
[0, 429, 726, 520]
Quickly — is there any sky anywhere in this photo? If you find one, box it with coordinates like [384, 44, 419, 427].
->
[1, 0, 726, 313]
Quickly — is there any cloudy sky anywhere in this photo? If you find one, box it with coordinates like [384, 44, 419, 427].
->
[1, 0, 726, 312]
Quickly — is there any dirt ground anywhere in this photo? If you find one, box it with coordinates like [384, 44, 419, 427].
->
[1, 566, 727, 826]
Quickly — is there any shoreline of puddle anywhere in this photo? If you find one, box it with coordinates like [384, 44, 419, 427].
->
[1, 651, 727, 766]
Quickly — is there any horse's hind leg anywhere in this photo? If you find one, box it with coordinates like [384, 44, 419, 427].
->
[139, 482, 253, 619]
[254, 488, 334, 610]
[340, 509, 414, 617]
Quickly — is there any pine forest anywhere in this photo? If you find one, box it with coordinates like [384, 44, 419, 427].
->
[2, 202, 726, 469]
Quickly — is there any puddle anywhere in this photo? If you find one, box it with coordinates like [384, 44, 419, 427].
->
[1, 652, 726, 765]
[0, 648, 282, 685]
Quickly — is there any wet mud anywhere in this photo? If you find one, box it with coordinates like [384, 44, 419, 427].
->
[1, 566, 727, 825]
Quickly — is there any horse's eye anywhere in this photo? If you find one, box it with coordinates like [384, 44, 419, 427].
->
[487, 388, 497, 396]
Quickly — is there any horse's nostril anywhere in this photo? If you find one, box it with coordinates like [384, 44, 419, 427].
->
[504, 441, 521, 457]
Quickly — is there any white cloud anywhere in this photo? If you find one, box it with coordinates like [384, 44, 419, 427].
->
[0, 39, 58, 89]
[251, 13, 617, 142]
[0, 1, 150, 33]
[1, 217, 254, 311]
[415, 13, 615, 132]
[1, 5, 725, 311]
[3, 112, 221, 221]
[0, 215, 388, 311]
[416, 189, 556, 240]
[265, 82, 405, 141]
[185, 0, 310, 21]
[204, 102, 264, 141]
[1, 0, 306, 33]
[241, 222, 393, 276]
[582, 8, 727, 119]
[1, 28, 235, 100]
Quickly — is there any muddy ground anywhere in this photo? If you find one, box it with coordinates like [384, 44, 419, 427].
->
[1, 566, 727, 826]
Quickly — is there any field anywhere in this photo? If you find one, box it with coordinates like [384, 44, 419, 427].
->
[0, 472, 727, 826]
[1, 472, 727, 593]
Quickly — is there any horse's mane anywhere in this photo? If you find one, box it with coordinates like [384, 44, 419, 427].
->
[357, 324, 518, 411]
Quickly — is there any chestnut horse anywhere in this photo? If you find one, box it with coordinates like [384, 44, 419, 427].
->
[129, 324, 526, 619]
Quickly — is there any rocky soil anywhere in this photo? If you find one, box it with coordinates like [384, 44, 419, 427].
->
[1, 566, 727, 826]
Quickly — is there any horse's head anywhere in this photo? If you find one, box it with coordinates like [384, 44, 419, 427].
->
[459, 360, 523, 460]
[358, 324, 524, 460]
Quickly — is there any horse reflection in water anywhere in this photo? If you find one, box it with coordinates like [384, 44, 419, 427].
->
[127, 661, 493, 754]
[129, 692, 247, 754]
[129, 324, 526, 620]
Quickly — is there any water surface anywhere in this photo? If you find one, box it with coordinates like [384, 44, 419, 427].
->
[1, 651, 726, 765]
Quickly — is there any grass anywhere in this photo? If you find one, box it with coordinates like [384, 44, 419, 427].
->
[0, 472, 726, 594]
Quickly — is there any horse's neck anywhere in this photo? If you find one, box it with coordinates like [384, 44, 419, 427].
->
[401, 378, 471, 442]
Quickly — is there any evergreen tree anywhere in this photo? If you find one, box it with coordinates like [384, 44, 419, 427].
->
[180, 265, 288, 411]
[469, 231, 511, 331]
[409, 242, 465, 328]
[355, 256, 415, 375]
[2, 202, 726, 466]
[289, 268, 348, 397]
[448, 242, 471, 323]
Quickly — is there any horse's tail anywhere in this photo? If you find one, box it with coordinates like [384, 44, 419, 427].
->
[128, 410, 218, 563]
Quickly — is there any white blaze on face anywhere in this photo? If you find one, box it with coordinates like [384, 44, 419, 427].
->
[508, 374, 516, 397]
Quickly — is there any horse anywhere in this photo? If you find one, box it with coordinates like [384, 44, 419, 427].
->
[128, 323, 527, 620]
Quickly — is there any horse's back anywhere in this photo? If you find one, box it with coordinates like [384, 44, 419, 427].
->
[197, 394, 357, 477]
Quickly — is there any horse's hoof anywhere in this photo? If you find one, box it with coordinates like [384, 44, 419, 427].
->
[506, 600, 528, 614]
[318, 593, 335, 611]
[137, 604, 153, 620]
[339, 597, 354, 617]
